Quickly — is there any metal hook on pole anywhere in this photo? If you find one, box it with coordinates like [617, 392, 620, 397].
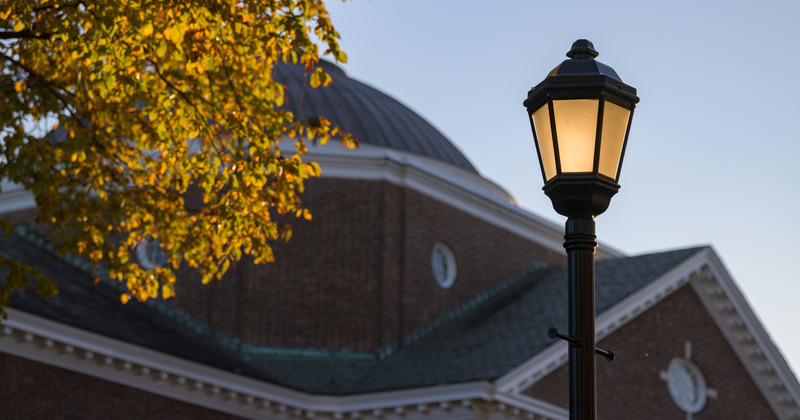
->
[548, 327, 615, 361]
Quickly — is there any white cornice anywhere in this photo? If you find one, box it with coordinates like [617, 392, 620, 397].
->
[493, 393, 568, 420]
[0, 181, 35, 214]
[304, 143, 625, 259]
[1, 308, 566, 419]
[494, 247, 800, 420]
[692, 250, 800, 420]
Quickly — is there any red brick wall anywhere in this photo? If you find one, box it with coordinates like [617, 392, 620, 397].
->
[398, 186, 563, 338]
[0, 352, 241, 420]
[172, 178, 565, 351]
[523, 284, 778, 420]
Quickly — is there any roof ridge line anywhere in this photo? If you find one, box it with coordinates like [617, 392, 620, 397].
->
[240, 344, 376, 360]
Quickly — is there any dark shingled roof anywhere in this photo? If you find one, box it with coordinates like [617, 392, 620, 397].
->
[3, 226, 705, 395]
[273, 61, 478, 174]
[2, 226, 277, 378]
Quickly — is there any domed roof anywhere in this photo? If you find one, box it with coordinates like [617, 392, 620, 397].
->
[273, 61, 478, 173]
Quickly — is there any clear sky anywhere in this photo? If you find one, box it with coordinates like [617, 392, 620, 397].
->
[323, 0, 800, 375]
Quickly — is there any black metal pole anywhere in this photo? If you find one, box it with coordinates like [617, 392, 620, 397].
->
[564, 215, 597, 420]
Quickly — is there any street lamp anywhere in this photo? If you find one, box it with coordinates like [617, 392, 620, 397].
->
[524, 39, 639, 420]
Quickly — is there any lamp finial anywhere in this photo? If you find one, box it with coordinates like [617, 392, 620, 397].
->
[566, 39, 598, 60]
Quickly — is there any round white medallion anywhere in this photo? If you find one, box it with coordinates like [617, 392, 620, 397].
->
[136, 239, 167, 270]
[666, 358, 707, 413]
[430, 242, 457, 289]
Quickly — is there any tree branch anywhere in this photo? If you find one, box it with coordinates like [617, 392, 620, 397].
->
[146, 58, 211, 135]
[1, 53, 76, 115]
[32, 0, 85, 13]
[0, 30, 53, 40]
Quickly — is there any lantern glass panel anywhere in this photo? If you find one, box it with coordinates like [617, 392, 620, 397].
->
[532, 103, 557, 181]
[598, 101, 631, 179]
[552, 99, 599, 173]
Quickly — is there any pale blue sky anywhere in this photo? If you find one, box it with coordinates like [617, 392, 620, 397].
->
[323, 0, 800, 374]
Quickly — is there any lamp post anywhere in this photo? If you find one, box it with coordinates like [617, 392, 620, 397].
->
[523, 40, 639, 420]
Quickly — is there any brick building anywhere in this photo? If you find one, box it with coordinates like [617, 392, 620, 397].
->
[1, 62, 799, 419]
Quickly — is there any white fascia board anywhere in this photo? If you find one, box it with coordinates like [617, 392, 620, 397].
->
[494, 393, 568, 420]
[1, 308, 502, 418]
[0, 180, 35, 214]
[304, 143, 513, 203]
[310, 382, 494, 413]
[304, 143, 625, 259]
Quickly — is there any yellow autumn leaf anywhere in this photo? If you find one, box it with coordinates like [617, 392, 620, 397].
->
[165, 24, 186, 44]
[0, 0, 352, 310]
[141, 22, 154, 37]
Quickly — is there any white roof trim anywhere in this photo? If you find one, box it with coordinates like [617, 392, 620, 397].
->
[692, 249, 800, 420]
[494, 247, 800, 420]
[0, 180, 35, 214]
[494, 393, 568, 420]
[303, 143, 624, 259]
[2, 308, 568, 419]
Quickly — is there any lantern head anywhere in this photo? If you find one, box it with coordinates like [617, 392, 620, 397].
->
[524, 39, 639, 217]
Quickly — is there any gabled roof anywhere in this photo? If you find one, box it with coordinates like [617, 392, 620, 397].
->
[3, 224, 701, 395]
